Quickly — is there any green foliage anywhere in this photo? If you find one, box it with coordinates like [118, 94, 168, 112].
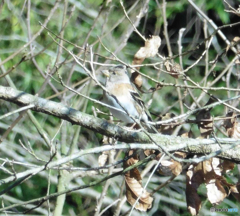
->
[204, 0, 230, 23]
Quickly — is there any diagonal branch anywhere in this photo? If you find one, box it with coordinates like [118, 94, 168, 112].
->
[0, 85, 240, 161]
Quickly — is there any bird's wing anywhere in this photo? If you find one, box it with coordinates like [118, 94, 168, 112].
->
[128, 85, 153, 122]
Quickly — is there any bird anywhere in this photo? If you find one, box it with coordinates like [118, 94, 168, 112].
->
[102, 65, 155, 132]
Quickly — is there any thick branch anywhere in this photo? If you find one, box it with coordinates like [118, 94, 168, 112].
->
[0, 85, 239, 156]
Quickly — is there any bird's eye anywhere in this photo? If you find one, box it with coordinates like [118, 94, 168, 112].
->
[112, 72, 116, 75]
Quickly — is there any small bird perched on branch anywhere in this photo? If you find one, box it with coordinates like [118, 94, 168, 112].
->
[102, 65, 156, 132]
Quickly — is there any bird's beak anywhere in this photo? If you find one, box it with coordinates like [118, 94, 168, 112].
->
[101, 69, 110, 77]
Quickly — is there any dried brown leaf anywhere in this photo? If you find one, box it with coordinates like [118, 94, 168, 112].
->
[158, 152, 186, 176]
[233, 36, 240, 50]
[125, 176, 153, 211]
[169, 159, 183, 176]
[186, 164, 204, 215]
[221, 160, 235, 174]
[175, 151, 187, 158]
[186, 157, 237, 214]
[158, 160, 175, 176]
[203, 158, 221, 176]
[133, 36, 161, 67]
[206, 178, 227, 205]
[164, 60, 182, 78]
[124, 152, 153, 211]
[131, 35, 161, 88]
[144, 149, 156, 157]
[203, 158, 228, 205]
[130, 72, 143, 89]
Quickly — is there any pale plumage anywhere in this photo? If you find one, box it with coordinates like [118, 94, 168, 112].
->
[102, 65, 153, 127]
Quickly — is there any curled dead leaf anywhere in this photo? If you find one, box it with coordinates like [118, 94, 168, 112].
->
[158, 152, 186, 176]
[159, 159, 182, 176]
[131, 72, 143, 89]
[158, 160, 175, 176]
[186, 164, 204, 215]
[164, 60, 182, 78]
[124, 152, 153, 211]
[131, 35, 161, 88]
[132, 36, 161, 68]
[125, 177, 153, 211]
